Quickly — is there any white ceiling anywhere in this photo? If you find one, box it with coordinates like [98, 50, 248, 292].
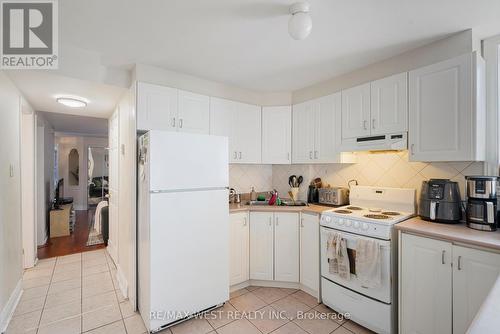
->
[39, 111, 108, 136]
[59, 0, 500, 92]
[7, 71, 125, 118]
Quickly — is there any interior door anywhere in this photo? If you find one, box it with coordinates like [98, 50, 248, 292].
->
[341, 83, 371, 138]
[249, 212, 274, 281]
[300, 213, 319, 296]
[262, 106, 291, 164]
[452, 245, 500, 334]
[229, 212, 249, 286]
[178, 90, 210, 134]
[136, 82, 178, 132]
[408, 53, 472, 161]
[370, 72, 408, 135]
[400, 233, 452, 334]
[107, 110, 119, 262]
[292, 101, 315, 163]
[274, 212, 299, 282]
[210, 97, 237, 162]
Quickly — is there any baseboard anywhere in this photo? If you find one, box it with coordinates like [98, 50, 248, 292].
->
[229, 281, 250, 292]
[0, 279, 23, 333]
[106, 240, 118, 264]
[116, 264, 128, 300]
[248, 280, 300, 289]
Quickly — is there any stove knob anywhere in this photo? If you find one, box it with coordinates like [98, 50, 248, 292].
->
[362, 223, 369, 230]
[345, 220, 352, 227]
[324, 216, 332, 223]
[353, 221, 360, 229]
[338, 219, 345, 226]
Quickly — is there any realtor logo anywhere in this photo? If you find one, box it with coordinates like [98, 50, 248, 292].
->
[1, 0, 58, 69]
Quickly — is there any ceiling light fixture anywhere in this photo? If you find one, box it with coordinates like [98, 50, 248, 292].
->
[56, 97, 88, 108]
[288, 2, 312, 40]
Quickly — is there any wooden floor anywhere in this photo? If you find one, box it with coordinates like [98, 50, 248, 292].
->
[37, 209, 105, 259]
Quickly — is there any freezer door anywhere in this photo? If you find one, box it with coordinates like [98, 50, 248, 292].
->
[148, 131, 228, 191]
[148, 189, 229, 330]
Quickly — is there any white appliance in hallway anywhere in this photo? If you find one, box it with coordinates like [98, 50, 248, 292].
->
[320, 186, 416, 334]
[137, 130, 229, 333]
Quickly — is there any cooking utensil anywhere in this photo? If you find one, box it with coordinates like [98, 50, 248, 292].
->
[289, 175, 297, 188]
[297, 176, 303, 186]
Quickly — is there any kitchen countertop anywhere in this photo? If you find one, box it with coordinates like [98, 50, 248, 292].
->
[395, 217, 500, 251]
[229, 203, 334, 215]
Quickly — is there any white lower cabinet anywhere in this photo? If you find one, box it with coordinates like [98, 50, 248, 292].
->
[300, 213, 319, 296]
[229, 212, 249, 286]
[400, 233, 500, 334]
[249, 212, 274, 281]
[249, 212, 300, 282]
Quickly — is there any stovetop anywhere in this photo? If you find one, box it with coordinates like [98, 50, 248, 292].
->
[324, 205, 414, 225]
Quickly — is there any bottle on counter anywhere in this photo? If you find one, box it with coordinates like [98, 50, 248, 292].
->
[250, 187, 257, 201]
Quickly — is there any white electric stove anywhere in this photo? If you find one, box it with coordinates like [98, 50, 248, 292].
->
[320, 185, 416, 334]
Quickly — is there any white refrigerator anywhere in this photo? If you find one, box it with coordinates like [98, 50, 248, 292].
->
[137, 130, 229, 333]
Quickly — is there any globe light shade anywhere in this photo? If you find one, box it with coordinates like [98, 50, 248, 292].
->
[288, 8, 312, 40]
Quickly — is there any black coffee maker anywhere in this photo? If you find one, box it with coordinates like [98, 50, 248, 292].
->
[465, 176, 499, 231]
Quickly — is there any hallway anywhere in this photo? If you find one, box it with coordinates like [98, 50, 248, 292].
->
[37, 210, 105, 260]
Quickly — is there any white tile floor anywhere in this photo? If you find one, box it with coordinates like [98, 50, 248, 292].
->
[8, 250, 374, 334]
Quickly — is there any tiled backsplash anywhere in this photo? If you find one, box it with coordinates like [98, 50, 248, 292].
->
[272, 151, 485, 202]
[229, 151, 485, 203]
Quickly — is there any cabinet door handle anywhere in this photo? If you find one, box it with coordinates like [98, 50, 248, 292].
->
[442, 250, 445, 264]
[372, 119, 376, 129]
[300, 218, 304, 228]
[179, 118, 183, 128]
[287, 152, 290, 161]
[172, 117, 176, 127]
[243, 217, 247, 226]
[268, 217, 272, 226]
[309, 151, 313, 159]
[314, 150, 318, 159]
[410, 144, 415, 155]
[458, 256, 462, 270]
[363, 120, 368, 130]
[238, 152, 242, 160]
[233, 151, 237, 159]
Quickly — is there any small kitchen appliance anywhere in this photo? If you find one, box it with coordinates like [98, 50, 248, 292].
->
[465, 176, 499, 231]
[318, 187, 349, 206]
[419, 179, 461, 223]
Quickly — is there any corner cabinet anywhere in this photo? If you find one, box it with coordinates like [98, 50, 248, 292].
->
[262, 106, 291, 164]
[400, 233, 500, 334]
[210, 97, 261, 164]
[292, 93, 353, 164]
[136, 82, 209, 134]
[408, 52, 485, 161]
[229, 212, 249, 286]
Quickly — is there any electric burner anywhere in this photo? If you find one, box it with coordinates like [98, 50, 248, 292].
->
[346, 206, 363, 210]
[382, 211, 401, 216]
[334, 209, 352, 214]
[364, 214, 390, 219]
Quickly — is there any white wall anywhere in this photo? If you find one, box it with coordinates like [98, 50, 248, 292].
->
[292, 30, 474, 103]
[56, 135, 108, 210]
[0, 72, 24, 331]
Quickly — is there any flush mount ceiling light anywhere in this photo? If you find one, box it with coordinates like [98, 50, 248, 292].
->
[56, 97, 88, 108]
[288, 2, 312, 40]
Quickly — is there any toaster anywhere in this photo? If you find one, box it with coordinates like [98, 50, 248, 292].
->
[318, 187, 349, 206]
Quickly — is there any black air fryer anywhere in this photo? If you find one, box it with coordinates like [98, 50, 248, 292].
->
[419, 179, 461, 223]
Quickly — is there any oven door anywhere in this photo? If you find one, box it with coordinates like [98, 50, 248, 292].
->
[320, 226, 392, 303]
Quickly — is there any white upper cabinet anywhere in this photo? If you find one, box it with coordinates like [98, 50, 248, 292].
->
[408, 52, 485, 161]
[452, 245, 500, 334]
[341, 83, 371, 138]
[136, 82, 210, 134]
[370, 72, 408, 135]
[137, 82, 178, 132]
[177, 90, 210, 134]
[210, 97, 261, 164]
[262, 106, 291, 164]
[293, 92, 349, 164]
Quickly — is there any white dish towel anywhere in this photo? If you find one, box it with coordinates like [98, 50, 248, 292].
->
[355, 238, 382, 288]
[327, 232, 350, 280]
[94, 200, 108, 234]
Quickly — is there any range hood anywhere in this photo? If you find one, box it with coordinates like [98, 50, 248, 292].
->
[340, 132, 408, 152]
